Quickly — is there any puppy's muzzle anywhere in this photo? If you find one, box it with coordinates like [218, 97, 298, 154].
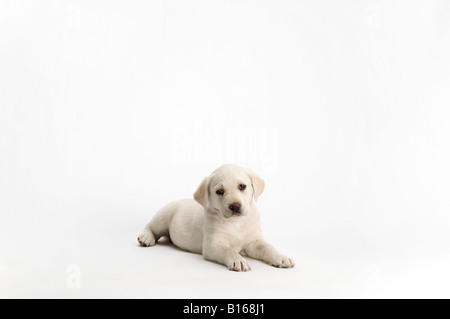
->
[228, 202, 241, 215]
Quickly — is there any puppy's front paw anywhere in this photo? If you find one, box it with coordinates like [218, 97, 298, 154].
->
[271, 255, 295, 268]
[227, 256, 251, 272]
[137, 232, 155, 247]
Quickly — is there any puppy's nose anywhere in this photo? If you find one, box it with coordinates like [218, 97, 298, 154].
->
[229, 202, 241, 214]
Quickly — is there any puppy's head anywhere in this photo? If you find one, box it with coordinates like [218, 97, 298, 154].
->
[193, 164, 265, 220]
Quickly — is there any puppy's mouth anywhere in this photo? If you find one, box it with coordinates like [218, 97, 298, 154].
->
[220, 209, 246, 220]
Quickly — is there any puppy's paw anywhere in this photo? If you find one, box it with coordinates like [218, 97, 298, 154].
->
[137, 232, 155, 247]
[271, 255, 295, 268]
[227, 256, 251, 272]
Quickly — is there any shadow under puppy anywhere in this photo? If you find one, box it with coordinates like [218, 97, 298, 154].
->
[138, 164, 294, 271]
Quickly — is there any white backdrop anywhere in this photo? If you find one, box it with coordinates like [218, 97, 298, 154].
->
[1, 0, 450, 298]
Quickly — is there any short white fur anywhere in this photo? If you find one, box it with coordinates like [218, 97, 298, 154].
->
[138, 164, 294, 271]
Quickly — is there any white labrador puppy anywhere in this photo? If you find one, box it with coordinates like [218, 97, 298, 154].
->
[137, 164, 294, 271]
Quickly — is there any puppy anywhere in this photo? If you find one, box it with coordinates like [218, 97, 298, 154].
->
[137, 164, 294, 271]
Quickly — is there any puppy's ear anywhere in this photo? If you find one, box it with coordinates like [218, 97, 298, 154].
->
[194, 177, 209, 207]
[248, 169, 265, 201]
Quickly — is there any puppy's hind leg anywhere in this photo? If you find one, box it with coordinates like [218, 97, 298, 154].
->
[137, 203, 176, 247]
[137, 221, 157, 247]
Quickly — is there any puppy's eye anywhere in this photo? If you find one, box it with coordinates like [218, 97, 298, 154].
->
[239, 184, 246, 191]
[216, 189, 224, 195]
